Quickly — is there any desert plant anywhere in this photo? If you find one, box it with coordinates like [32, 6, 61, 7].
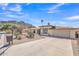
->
[27, 31, 34, 38]
[17, 35, 22, 40]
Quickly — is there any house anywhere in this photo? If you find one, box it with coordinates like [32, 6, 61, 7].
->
[28, 25, 79, 39]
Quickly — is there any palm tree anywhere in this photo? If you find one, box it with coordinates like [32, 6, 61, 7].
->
[41, 19, 44, 35]
[48, 22, 50, 25]
[41, 19, 44, 26]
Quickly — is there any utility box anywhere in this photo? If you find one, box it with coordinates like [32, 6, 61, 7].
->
[6, 36, 13, 42]
[6, 34, 13, 45]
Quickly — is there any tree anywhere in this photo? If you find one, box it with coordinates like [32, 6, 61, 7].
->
[48, 22, 50, 25]
[2, 24, 17, 44]
[2, 24, 11, 30]
[41, 19, 44, 26]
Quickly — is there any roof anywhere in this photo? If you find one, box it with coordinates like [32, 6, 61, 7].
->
[39, 25, 53, 27]
[39, 25, 56, 29]
[49, 28, 79, 31]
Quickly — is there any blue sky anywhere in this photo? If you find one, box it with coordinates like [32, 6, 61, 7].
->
[0, 3, 79, 27]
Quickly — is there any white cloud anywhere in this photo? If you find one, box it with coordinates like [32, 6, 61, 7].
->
[41, 3, 65, 13]
[47, 9, 62, 13]
[9, 4, 22, 12]
[0, 3, 8, 6]
[59, 21, 66, 24]
[5, 13, 25, 18]
[48, 3, 65, 13]
[64, 15, 79, 20]
[53, 21, 67, 25]
[0, 3, 22, 13]
[26, 3, 31, 5]
[48, 3, 64, 10]
[0, 13, 6, 14]
[0, 11, 11, 15]
[0, 11, 21, 18]
[6, 14, 16, 17]
[0, 3, 8, 10]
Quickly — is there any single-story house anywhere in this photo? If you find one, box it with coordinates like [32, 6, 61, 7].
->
[28, 25, 79, 39]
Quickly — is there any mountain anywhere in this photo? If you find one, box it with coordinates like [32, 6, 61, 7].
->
[0, 20, 35, 28]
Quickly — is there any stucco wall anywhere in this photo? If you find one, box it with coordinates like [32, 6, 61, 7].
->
[30, 27, 79, 39]
[48, 29, 79, 39]
[48, 29, 70, 38]
[70, 30, 75, 39]
[70, 29, 79, 39]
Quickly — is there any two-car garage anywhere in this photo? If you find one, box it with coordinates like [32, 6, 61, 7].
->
[48, 28, 79, 39]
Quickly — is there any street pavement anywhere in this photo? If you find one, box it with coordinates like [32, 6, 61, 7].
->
[2, 37, 73, 56]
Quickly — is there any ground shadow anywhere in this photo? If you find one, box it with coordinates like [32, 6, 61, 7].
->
[0, 44, 10, 49]
[0, 44, 11, 56]
[42, 35, 79, 40]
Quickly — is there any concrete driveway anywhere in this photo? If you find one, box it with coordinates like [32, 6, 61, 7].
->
[2, 37, 73, 56]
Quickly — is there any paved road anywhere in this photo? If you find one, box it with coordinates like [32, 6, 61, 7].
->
[2, 37, 73, 56]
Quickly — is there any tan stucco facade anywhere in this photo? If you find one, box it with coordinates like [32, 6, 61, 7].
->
[23, 26, 79, 39]
[48, 28, 79, 39]
[48, 29, 70, 38]
[70, 29, 79, 39]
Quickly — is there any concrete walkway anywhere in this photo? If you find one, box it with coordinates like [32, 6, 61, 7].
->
[2, 37, 73, 56]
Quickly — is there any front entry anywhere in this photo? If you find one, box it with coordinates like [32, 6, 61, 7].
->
[37, 29, 41, 35]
